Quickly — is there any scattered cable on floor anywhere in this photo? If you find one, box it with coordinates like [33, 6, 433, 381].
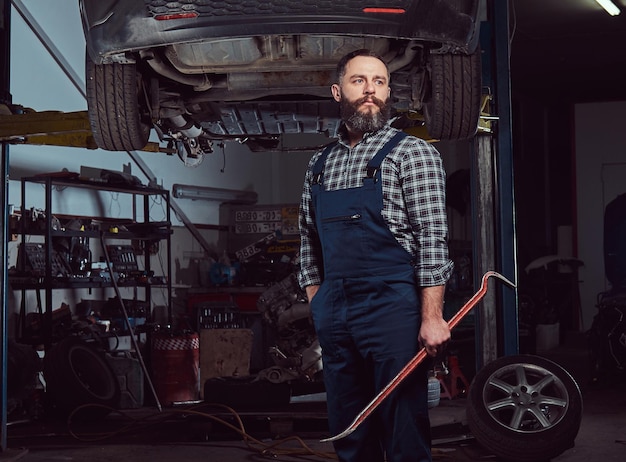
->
[65, 402, 455, 460]
[66, 402, 338, 460]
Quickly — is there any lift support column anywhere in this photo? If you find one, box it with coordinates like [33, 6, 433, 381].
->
[1, 0, 12, 453]
[473, 0, 518, 370]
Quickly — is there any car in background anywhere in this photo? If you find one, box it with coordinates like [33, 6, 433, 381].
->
[80, 0, 483, 162]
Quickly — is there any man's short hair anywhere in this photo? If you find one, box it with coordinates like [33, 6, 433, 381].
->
[335, 49, 389, 84]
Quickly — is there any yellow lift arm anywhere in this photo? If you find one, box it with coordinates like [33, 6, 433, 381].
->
[0, 105, 163, 152]
[1, 96, 494, 150]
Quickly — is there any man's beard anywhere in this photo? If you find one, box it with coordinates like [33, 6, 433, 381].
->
[340, 95, 391, 133]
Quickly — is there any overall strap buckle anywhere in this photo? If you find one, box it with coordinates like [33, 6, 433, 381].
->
[365, 131, 408, 180]
[312, 142, 337, 186]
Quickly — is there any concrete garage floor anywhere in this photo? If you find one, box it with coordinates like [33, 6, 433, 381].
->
[3, 334, 625, 462]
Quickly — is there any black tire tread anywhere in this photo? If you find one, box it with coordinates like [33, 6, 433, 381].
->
[467, 355, 582, 462]
[86, 55, 151, 151]
[43, 337, 120, 419]
[426, 50, 481, 140]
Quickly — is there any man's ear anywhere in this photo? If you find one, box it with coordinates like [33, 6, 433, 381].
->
[331, 84, 341, 102]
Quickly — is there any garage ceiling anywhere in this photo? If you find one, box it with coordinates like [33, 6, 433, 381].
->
[510, 0, 626, 101]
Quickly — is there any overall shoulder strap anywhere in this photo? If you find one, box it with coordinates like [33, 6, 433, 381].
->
[311, 141, 337, 185]
[365, 131, 408, 179]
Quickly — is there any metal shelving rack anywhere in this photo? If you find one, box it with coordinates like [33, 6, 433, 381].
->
[13, 175, 172, 348]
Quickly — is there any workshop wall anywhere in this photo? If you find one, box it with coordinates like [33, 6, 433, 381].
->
[575, 100, 626, 330]
[6, 1, 317, 336]
[6, 1, 475, 338]
[7, 0, 470, 244]
[7, 0, 304, 226]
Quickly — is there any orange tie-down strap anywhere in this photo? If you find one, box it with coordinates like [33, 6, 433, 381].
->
[322, 271, 516, 443]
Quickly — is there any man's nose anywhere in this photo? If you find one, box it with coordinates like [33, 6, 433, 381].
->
[364, 81, 375, 94]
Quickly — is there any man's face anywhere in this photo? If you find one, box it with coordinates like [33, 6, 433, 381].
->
[332, 55, 391, 133]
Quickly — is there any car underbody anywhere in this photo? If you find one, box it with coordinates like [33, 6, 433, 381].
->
[81, 0, 483, 160]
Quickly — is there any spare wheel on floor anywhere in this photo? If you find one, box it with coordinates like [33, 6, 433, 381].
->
[467, 354, 583, 462]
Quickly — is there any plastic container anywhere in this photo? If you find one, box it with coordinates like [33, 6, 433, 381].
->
[427, 373, 441, 408]
[151, 332, 200, 405]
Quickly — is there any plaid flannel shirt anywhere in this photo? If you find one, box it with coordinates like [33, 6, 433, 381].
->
[298, 124, 453, 288]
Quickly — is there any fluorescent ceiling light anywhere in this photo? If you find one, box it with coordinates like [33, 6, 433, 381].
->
[595, 0, 621, 16]
[172, 184, 258, 204]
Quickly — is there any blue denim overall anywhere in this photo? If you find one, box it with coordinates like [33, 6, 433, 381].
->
[310, 131, 431, 462]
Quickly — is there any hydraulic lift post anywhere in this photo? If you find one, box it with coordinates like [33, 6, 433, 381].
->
[472, 0, 519, 371]
[1, 0, 12, 453]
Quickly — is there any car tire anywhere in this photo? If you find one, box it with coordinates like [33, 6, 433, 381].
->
[424, 49, 482, 141]
[86, 53, 151, 151]
[466, 354, 582, 462]
[43, 337, 120, 420]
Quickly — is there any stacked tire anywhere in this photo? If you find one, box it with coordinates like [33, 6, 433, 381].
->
[43, 336, 120, 421]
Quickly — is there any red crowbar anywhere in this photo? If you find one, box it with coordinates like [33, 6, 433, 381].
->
[321, 270, 516, 443]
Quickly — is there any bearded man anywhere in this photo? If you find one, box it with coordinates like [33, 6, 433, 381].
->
[298, 49, 453, 462]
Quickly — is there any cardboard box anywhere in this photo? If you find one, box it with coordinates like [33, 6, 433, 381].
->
[199, 328, 253, 398]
